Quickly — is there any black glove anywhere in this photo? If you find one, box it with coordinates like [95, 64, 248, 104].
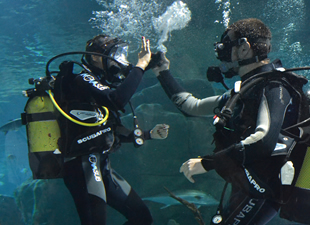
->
[201, 155, 215, 171]
[150, 52, 170, 76]
[145, 51, 164, 71]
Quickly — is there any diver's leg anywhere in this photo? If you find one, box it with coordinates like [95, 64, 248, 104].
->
[63, 154, 108, 225]
[210, 185, 279, 225]
[247, 200, 279, 224]
[103, 165, 153, 225]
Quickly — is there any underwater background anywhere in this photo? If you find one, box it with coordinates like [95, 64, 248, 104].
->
[0, 0, 309, 224]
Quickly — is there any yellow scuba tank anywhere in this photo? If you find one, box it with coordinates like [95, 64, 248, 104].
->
[279, 146, 310, 224]
[22, 75, 109, 180]
[295, 147, 310, 189]
[26, 95, 61, 155]
[22, 78, 63, 179]
[21, 55, 111, 179]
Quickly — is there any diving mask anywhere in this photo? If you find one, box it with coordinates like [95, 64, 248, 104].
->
[214, 31, 248, 62]
[109, 43, 130, 66]
[105, 43, 133, 83]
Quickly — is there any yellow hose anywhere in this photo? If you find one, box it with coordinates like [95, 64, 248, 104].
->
[48, 90, 109, 127]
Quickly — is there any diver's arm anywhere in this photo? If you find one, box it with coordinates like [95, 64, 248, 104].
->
[152, 52, 222, 116]
[74, 68, 144, 110]
[157, 70, 222, 116]
[109, 37, 151, 109]
[108, 67, 145, 109]
[237, 83, 292, 163]
[83, 37, 151, 110]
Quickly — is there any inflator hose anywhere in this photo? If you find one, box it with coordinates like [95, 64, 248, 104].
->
[48, 90, 109, 127]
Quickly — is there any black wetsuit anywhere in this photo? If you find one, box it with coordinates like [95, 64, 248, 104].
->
[56, 66, 153, 225]
[157, 59, 307, 225]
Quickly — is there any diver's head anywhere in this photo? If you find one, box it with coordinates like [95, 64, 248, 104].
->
[214, 18, 272, 78]
[85, 34, 132, 83]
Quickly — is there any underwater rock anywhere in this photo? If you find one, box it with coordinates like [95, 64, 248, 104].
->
[0, 194, 24, 225]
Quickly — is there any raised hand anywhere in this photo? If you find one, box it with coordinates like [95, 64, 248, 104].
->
[152, 52, 170, 76]
[136, 37, 151, 70]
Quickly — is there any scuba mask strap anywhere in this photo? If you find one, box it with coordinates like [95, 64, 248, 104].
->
[208, 54, 269, 89]
[219, 55, 268, 73]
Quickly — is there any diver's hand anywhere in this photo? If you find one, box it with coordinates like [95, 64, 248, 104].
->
[136, 37, 151, 70]
[152, 52, 170, 76]
[150, 124, 169, 139]
[179, 158, 207, 183]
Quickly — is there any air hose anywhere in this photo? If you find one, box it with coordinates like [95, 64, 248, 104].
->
[48, 90, 109, 127]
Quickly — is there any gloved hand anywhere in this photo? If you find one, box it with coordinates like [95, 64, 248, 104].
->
[150, 124, 169, 139]
[179, 158, 207, 183]
[136, 37, 151, 70]
[152, 52, 170, 76]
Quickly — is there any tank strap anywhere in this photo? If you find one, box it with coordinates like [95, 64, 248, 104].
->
[21, 112, 57, 124]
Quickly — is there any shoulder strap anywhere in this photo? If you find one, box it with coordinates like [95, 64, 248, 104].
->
[214, 69, 308, 130]
[213, 75, 266, 129]
[53, 61, 75, 102]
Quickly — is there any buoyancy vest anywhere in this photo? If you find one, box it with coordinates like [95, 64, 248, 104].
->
[212, 61, 310, 201]
[22, 52, 144, 179]
[53, 61, 120, 158]
[22, 61, 112, 178]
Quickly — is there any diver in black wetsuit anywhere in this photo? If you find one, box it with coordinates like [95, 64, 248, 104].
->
[57, 35, 169, 225]
[151, 18, 308, 224]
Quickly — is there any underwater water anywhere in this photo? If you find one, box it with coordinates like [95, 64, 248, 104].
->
[0, 0, 310, 224]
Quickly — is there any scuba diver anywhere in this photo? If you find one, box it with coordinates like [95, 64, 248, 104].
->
[53, 35, 169, 225]
[151, 18, 309, 224]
